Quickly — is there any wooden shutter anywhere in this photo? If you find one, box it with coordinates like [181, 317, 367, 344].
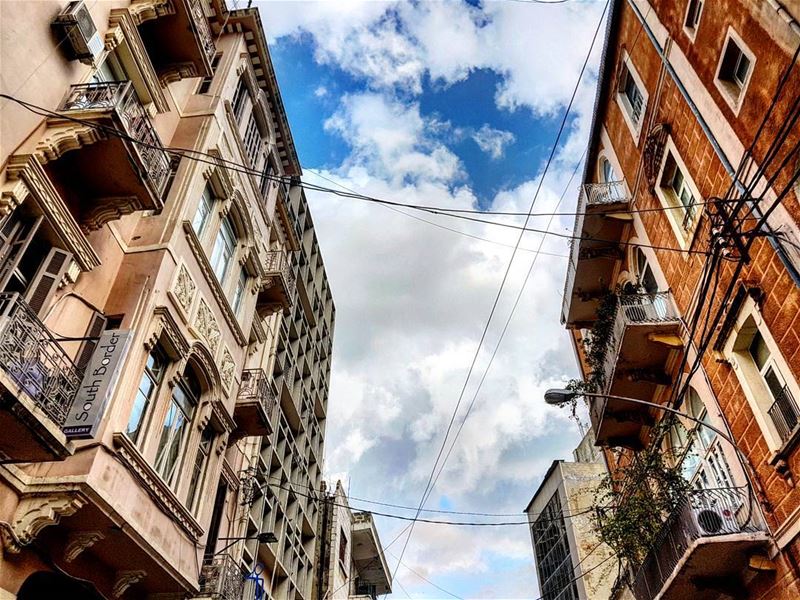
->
[0, 214, 43, 290]
[24, 247, 73, 315]
[75, 311, 107, 369]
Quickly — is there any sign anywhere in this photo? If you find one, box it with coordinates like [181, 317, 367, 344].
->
[63, 329, 133, 439]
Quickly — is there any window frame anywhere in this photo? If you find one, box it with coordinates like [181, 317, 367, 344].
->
[192, 184, 215, 239]
[153, 369, 202, 488]
[682, 0, 704, 41]
[714, 27, 755, 114]
[210, 215, 237, 285]
[126, 344, 168, 444]
[654, 137, 703, 250]
[615, 53, 648, 143]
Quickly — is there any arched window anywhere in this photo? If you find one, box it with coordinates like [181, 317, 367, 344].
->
[210, 215, 237, 283]
[634, 248, 658, 294]
[600, 157, 618, 183]
[668, 387, 734, 490]
[154, 365, 202, 486]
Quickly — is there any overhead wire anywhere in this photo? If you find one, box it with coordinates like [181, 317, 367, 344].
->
[387, 2, 611, 588]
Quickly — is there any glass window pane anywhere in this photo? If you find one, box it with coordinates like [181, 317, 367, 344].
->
[210, 218, 236, 283]
[764, 366, 785, 400]
[748, 332, 770, 370]
[193, 186, 213, 236]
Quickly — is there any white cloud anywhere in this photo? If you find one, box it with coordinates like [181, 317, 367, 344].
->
[313, 85, 328, 97]
[472, 124, 516, 159]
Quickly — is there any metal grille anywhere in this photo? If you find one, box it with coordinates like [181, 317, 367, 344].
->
[187, 0, 216, 65]
[768, 384, 800, 443]
[264, 251, 297, 301]
[239, 368, 276, 418]
[58, 81, 171, 198]
[531, 492, 579, 600]
[199, 553, 246, 600]
[0, 292, 82, 425]
[632, 487, 763, 600]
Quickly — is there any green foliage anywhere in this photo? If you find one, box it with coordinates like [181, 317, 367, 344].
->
[566, 290, 619, 394]
[592, 420, 690, 565]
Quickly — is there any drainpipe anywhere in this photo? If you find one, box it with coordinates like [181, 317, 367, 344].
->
[626, 0, 800, 288]
[766, 0, 800, 38]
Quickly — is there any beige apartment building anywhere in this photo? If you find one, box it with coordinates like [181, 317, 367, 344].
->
[0, 1, 334, 599]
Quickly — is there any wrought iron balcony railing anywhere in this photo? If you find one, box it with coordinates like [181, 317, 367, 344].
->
[768, 384, 800, 443]
[632, 486, 764, 600]
[0, 292, 82, 426]
[57, 81, 171, 198]
[264, 250, 297, 301]
[599, 292, 680, 392]
[239, 368, 276, 415]
[199, 553, 245, 600]
[562, 181, 630, 324]
[187, 0, 216, 66]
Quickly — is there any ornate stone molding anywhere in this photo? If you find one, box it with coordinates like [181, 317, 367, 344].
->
[187, 341, 222, 397]
[106, 9, 169, 112]
[112, 569, 147, 598]
[158, 62, 198, 86]
[64, 530, 105, 562]
[219, 346, 235, 392]
[128, 0, 175, 24]
[211, 399, 235, 436]
[112, 433, 203, 539]
[194, 298, 221, 354]
[182, 221, 247, 346]
[3, 154, 101, 271]
[81, 196, 145, 233]
[169, 262, 197, 322]
[34, 122, 106, 165]
[148, 306, 191, 357]
[11, 493, 87, 550]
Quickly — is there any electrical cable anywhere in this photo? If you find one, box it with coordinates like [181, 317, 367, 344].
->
[387, 3, 611, 588]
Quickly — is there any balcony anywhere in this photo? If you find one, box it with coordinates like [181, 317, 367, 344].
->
[767, 384, 800, 444]
[0, 292, 80, 461]
[351, 512, 392, 597]
[37, 81, 170, 231]
[137, 0, 216, 80]
[562, 181, 631, 328]
[256, 251, 296, 317]
[197, 554, 245, 600]
[632, 487, 769, 600]
[233, 369, 276, 438]
[590, 292, 683, 448]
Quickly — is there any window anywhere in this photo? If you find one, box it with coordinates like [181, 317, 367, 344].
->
[661, 154, 696, 228]
[232, 76, 249, 122]
[210, 216, 236, 283]
[616, 56, 648, 141]
[91, 53, 125, 83]
[715, 30, 754, 110]
[186, 426, 215, 510]
[154, 368, 201, 486]
[126, 345, 167, 443]
[338, 527, 348, 570]
[749, 332, 798, 441]
[668, 388, 734, 489]
[259, 157, 274, 199]
[622, 69, 644, 124]
[684, 0, 703, 33]
[243, 116, 262, 168]
[531, 492, 578, 600]
[600, 157, 618, 184]
[232, 267, 247, 315]
[193, 185, 214, 237]
[635, 248, 658, 294]
[197, 53, 222, 95]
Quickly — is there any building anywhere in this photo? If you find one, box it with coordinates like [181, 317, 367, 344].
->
[0, 1, 333, 599]
[559, 0, 800, 599]
[313, 481, 392, 600]
[525, 431, 614, 600]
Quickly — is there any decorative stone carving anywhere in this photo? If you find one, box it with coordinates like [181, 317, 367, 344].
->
[220, 347, 235, 391]
[112, 569, 147, 598]
[170, 263, 197, 319]
[128, 0, 175, 24]
[34, 123, 106, 165]
[64, 530, 105, 562]
[195, 299, 221, 353]
[3, 154, 101, 271]
[81, 196, 145, 233]
[148, 306, 190, 357]
[158, 62, 198, 86]
[9, 494, 87, 551]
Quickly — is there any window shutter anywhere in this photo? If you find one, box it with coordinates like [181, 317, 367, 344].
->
[24, 247, 73, 315]
[0, 215, 43, 289]
[76, 311, 107, 369]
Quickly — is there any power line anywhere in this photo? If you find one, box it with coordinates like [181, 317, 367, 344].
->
[389, 2, 611, 586]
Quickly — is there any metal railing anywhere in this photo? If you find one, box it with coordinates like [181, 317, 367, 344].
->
[768, 384, 800, 443]
[600, 292, 680, 392]
[58, 81, 171, 198]
[187, 0, 216, 66]
[0, 293, 82, 426]
[561, 181, 630, 324]
[239, 368, 276, 418]
[264, 251, 297, 303]
[632, 487, 763, 600]
[199, 553, 246, 600]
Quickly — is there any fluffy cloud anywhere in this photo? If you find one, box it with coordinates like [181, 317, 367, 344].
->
[472, 124, 516, 159]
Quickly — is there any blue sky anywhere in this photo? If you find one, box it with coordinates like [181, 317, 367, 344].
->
[258, 1, 607, 597]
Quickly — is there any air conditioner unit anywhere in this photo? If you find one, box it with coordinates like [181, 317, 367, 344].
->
[691, 505, 741, 536]
[52, 1, 103, 64]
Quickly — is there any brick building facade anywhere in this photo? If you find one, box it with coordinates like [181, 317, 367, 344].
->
[561, 0, 800, 598]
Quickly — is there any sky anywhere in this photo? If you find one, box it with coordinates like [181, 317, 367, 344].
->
[255, 1, 608, 597]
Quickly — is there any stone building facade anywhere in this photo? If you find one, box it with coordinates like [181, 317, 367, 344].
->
[0, 1, 333, 599]
[560, 0, 800, 598]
